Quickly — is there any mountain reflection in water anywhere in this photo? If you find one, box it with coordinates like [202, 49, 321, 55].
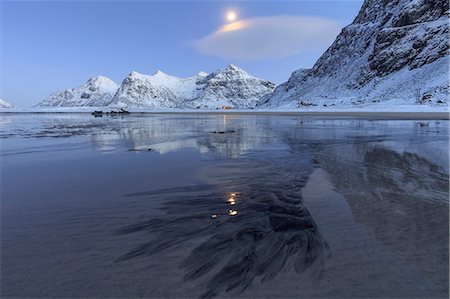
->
[1, 114, 448, 298]
[316, 143, 449, 286]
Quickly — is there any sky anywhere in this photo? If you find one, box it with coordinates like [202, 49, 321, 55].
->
[1, 0, 363, 107]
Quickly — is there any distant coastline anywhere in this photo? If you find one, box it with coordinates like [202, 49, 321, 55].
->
[1, 109, 448, 120]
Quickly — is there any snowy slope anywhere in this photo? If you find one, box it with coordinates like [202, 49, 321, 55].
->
[0, 99, 14, 108]
[262, 0, 449, 108]
[36, 76, 119, 107]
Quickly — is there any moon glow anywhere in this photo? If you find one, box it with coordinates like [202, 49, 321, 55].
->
[226, 11, 237, 22]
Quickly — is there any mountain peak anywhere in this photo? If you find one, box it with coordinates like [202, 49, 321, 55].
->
[225, 64, 244, 72]
[210, 64, 256, 81]
[129, 71, 145, 77]
[153, 70, 170, 77]
[92, 75, 111, 81]
[86, 76, 117, 86]
[0, 98, 14, 108]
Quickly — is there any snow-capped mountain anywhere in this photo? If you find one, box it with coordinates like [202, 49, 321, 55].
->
[0, 99, 14, 108]
[109, 70, 206, 109]
[262, 0, 449, 108]
[36, 76, 119, 107]
[110, 64, 275, 109]
[37, 65, 275, 109]
[187, 64, 276, 109]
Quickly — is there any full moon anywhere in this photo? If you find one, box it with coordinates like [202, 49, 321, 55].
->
[226, 11, 237, 22]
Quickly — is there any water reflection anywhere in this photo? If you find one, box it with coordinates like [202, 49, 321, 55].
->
[316, 142, 449, 285]
[2, 115, 447, 162]
[227, 193, 237, 206]
[1, 114, 448, 298]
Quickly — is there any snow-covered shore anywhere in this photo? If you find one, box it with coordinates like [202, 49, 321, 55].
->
[2, 97, 449, 113]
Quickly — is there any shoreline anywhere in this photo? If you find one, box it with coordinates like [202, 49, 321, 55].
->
[1, 110, 449, 120]
[129, 110, 450, 120]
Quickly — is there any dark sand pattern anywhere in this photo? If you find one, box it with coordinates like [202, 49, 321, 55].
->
[116, 150, 329, 298]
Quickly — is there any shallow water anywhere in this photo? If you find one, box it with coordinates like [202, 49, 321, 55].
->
[1, 114, 448, 298]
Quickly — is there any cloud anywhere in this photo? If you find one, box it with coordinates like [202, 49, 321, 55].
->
[192, 16, 341, 60]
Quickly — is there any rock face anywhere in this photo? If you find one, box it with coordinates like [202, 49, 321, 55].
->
[0, 99, 14, 108]
[262, 0, 449, 108]
[110, 65, 275, 109]
[36, 76, 119, 107]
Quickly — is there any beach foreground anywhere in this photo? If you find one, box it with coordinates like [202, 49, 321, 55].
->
[1, 113, 448, 298]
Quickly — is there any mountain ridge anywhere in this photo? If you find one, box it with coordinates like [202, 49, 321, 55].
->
[36, 65, 275, 109]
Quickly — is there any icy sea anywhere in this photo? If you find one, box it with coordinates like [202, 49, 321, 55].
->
[1, 113, 449, 298]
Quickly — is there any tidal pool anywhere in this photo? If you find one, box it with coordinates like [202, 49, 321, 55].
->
[1, 113, 448, 298]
